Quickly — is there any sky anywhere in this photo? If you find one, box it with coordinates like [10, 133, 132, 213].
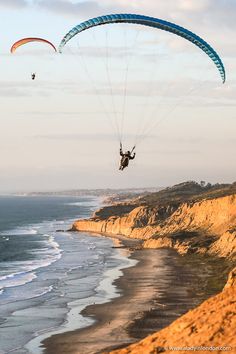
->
[0, 0, 235, 192]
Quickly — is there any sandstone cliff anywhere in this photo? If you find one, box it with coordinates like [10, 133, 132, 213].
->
[72, 191, 236, 260]
[105, 267, 236, 354]
[71, 183, 236, 354]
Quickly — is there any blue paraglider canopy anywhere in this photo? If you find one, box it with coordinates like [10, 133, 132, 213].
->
[59, 13, 225, 83]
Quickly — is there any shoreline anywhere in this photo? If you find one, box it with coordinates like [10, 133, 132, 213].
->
[42, 236, 229, 354]
[42, 237, 153, 354]
[25, 234, 137, 354]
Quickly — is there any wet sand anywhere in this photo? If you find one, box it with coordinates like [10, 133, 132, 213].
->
[42, 239, 229, 354]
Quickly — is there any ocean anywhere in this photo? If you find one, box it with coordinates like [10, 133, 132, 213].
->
[0, 196, 134, 354]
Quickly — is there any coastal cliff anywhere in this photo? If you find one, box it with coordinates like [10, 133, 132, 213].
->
[71, 182, 236, 260]
[70, 182, 236, 354]
[106, 267, 236, 354]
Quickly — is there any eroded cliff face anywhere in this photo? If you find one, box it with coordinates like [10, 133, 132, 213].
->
[158, 194, 236, 235]
[71, 205, 161, 239]
[105, 267, 236, 354]
[144, 195, 236, 259]
[71, 194, 236, 259]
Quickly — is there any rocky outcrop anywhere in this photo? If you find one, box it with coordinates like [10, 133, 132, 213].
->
[106, 267, 236, 354]
[143, 195, 236, 259]
[71, 206, 162, 240]
[72, 194, 236, 260]
[157, 194, 235, 235]
[208, 230, 236, 259]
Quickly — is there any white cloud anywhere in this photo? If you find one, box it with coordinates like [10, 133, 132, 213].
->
[35, 0, 113, 18]
[178, 0, 210, 11]
[0, 0, 28, 8]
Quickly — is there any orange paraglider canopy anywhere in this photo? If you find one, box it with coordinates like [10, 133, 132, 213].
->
[11, 38, 57, 53]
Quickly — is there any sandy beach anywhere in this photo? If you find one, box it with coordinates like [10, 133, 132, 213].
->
[42, 236, 228, 354]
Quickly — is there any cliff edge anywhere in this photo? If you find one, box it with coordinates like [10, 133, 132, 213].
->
[71, 182, 236, 260]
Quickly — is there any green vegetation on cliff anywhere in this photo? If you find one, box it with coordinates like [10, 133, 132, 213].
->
[138, 181, 236, 207]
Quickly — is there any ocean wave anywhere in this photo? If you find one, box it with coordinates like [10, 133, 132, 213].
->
[0, 221, 62, 295]
[32, 285, 54, 299]
[0, 271, 37, 290]
[0, 254, 61, 295]
[1, 228, 38, 236]
[0, 203, 99, 299]
[26, 235, 62, 267]
[66, 202, 97, 207]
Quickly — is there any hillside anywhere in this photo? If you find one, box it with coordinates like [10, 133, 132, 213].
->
[138, 181, 236, 206]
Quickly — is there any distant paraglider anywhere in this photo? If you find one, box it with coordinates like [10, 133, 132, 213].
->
[11, 37, 57, 80]
[10, 37, 57, 54]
